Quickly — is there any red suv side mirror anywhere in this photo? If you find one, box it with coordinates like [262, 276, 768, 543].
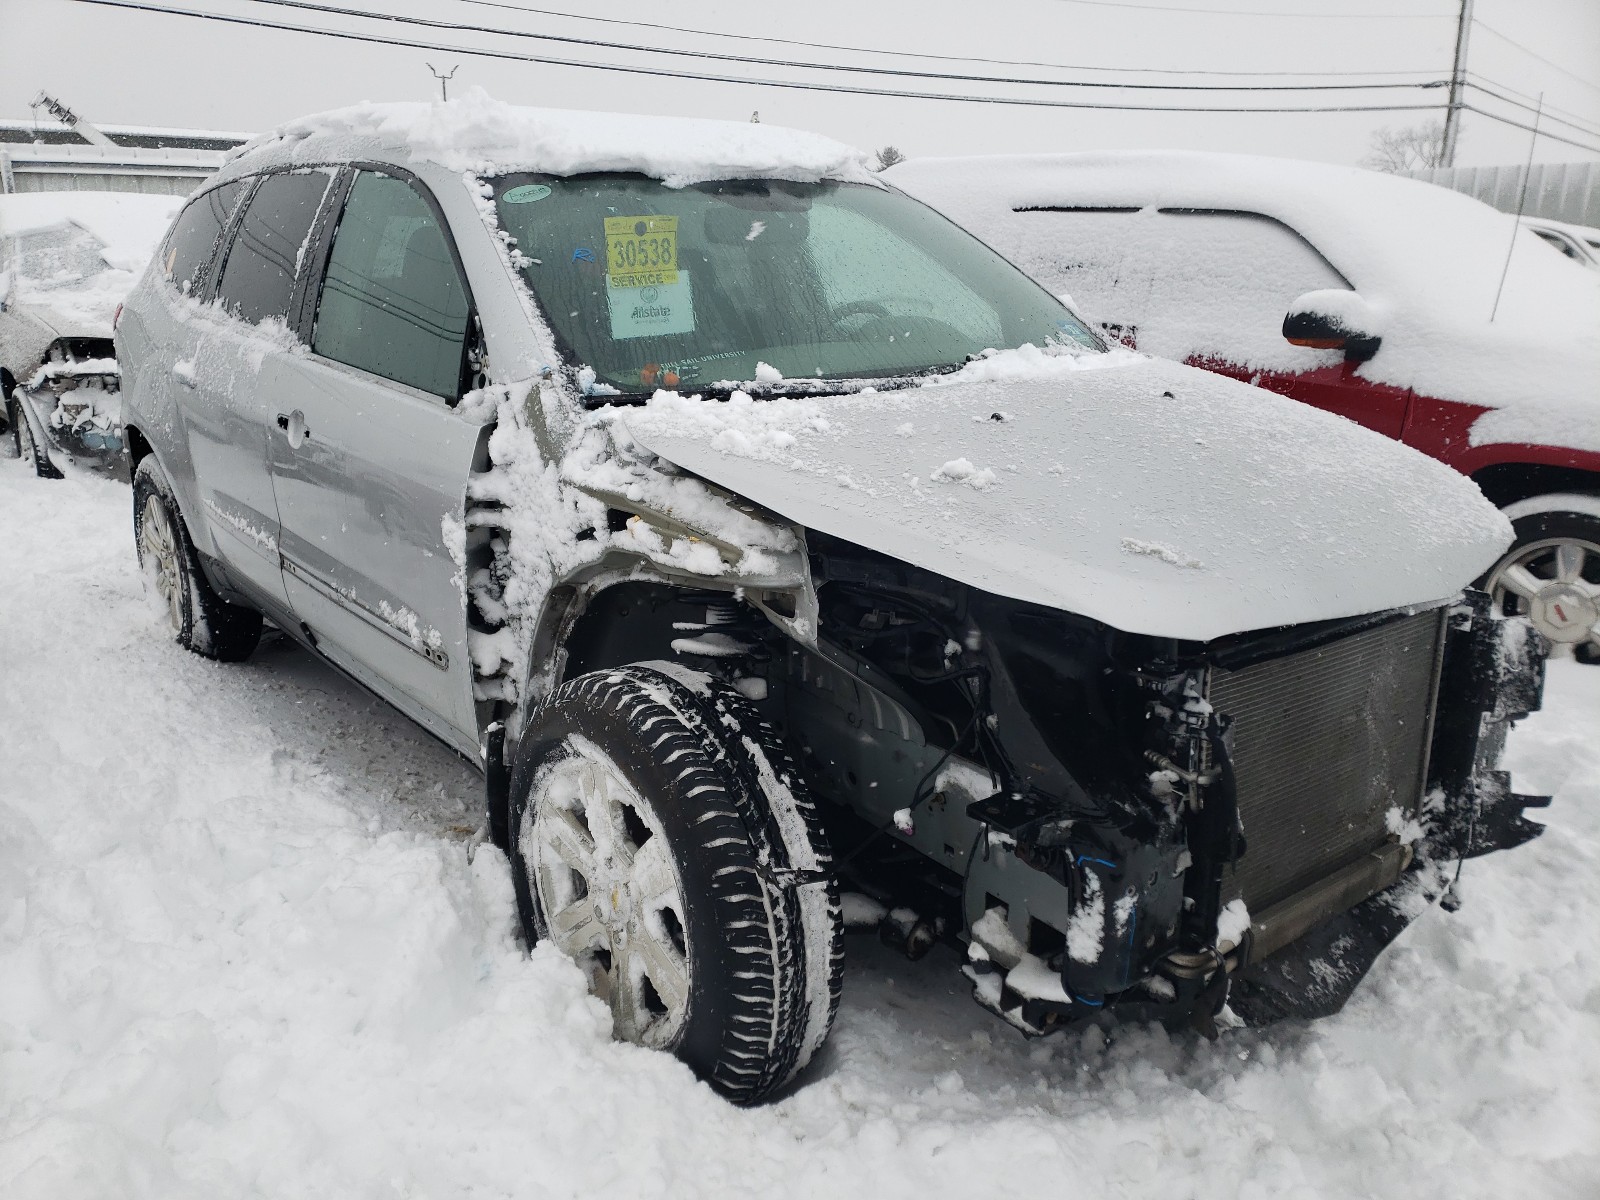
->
[1283, 290, 1383, 364]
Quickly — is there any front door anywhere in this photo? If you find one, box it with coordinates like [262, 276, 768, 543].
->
[267, 168, 482, 754]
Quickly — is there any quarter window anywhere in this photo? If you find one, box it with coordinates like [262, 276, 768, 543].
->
[215, 170, 334, 327]
[162, 181, 246, 297]
[312, 171, 470, 398]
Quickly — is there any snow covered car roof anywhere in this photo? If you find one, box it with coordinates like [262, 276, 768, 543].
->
[229, 89, 875, 188]
[888, 151, 1600, 426]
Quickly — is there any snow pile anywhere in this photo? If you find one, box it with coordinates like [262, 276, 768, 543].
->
[889, 152, 1600, 432]
[2, 462, 1599, 1198]
[623, 351, 1512, 642]
[240, 89, 875, 188]
[23, 357, 119, 389]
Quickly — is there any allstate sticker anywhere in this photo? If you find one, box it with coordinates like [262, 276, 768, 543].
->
[607, 271, 695, 339]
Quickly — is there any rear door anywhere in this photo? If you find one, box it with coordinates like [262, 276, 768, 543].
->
[266, 167, 482, 753]
[186, 168, 336, 611]
[121, 178, 248, 516]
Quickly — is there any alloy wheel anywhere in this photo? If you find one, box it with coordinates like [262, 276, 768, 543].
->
[524, 740, 692, 1048]
[139, 495, 185, 635]
[1487, 535, 1600, 659]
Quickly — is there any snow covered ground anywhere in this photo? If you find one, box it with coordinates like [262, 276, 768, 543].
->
[2, 460, 1597, 1200]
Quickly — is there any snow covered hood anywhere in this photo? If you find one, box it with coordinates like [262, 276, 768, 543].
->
[1, 193, 181, 335]
[234, 89, 874, 188]
[621, 350, 1512, 642]
[889, 152, 1600, 423]
[0, 193, 181, 273]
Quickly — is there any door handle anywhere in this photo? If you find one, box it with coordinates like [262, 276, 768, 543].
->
[172, 362, 196, 389]
[276, 410, 311, 449]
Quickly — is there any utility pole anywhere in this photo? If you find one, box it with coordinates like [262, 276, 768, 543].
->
[1441, 0, 1474, 167]
[426, 63, 459, 102]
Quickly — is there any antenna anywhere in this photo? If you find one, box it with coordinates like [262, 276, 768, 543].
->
[1490, 91, 1542, 323]
[426, 62, 459, 102]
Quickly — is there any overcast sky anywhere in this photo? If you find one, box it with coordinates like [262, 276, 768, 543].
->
[2, 0, 1596, 168]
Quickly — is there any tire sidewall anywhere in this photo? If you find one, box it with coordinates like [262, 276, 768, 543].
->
[1505, 508, 1600, 553]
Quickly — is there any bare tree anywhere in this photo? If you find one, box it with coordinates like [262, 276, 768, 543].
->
[1362, 121, 1448, 173]
[874, 145, 907, 172]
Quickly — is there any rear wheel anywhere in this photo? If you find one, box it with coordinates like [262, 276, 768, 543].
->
[1487, 497, 1600, 665]
[132, 457, 263, 661]
[507, 662, 843, 1104]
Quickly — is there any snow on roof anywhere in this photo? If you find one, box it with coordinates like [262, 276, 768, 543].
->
[233, 89, 874, 188]
[889, 151, 1600, 421]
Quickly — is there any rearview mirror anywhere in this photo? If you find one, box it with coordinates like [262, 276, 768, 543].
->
[1283, 290, 1382, 364]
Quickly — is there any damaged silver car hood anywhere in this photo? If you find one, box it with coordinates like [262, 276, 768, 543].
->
[621, 352, 1512, 642]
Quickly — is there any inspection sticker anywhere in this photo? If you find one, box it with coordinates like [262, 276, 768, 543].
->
[605, 214, 678, 289]
[607, 272, 695, 340]
[502, 183, 552, 204]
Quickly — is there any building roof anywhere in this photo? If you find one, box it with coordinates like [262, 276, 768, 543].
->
[0, 120, 249, 152]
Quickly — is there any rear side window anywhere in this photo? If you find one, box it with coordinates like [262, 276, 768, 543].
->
[162, 181, 246, 297]
[215, 170, 334, 327]
[311, 171, 470, 398]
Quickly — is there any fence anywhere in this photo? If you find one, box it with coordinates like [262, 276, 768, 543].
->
[0, 143, 229, 197]
[1406, 161, 1600, 228]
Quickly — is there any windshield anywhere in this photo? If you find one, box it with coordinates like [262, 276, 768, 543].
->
[490, 173, 1100, 397]
[13, 224, 109, 290]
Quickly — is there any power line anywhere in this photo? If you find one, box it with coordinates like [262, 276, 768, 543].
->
[1472, 18, 1600, 96]
[1467, 71, 1600, 129]
[451, 0, 1445, 79]
[235, 0, 1448, 94]
[71, 0, 1454, 116]
[1461, 104, 1600, 155]
[1044, 0, 1446, 17]
[1465, 80, 1600, 140]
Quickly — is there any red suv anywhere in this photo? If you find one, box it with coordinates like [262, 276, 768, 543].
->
[892, 151, 1600, 662]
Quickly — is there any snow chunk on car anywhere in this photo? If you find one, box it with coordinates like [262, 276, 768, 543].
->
[241, 89, 874, 188]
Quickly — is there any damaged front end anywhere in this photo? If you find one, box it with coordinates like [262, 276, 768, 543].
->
[785, 539, 1547, 1038]
[15, 339, 126, 479]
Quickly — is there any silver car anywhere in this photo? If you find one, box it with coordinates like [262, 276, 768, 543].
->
[116, 104, 1547, 1103]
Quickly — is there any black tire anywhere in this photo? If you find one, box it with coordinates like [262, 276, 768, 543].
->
[2, 399, 19, 460]
[1486, 506, 1600, 667]
[132, 456, 263, 662]
[14, 399, 62, 479]
[507, 662, 843, 1104]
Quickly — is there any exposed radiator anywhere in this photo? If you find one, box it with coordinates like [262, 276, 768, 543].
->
[1211, 609, 1446, 913]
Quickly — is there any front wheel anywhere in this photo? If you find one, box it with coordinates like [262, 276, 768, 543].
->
[1486, 495, 1600, 665]
[507, 663, 843, 1104]
[14, 400, 61, 479]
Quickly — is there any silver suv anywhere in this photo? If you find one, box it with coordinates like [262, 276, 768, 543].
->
[117, 102, 1547, 1103]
